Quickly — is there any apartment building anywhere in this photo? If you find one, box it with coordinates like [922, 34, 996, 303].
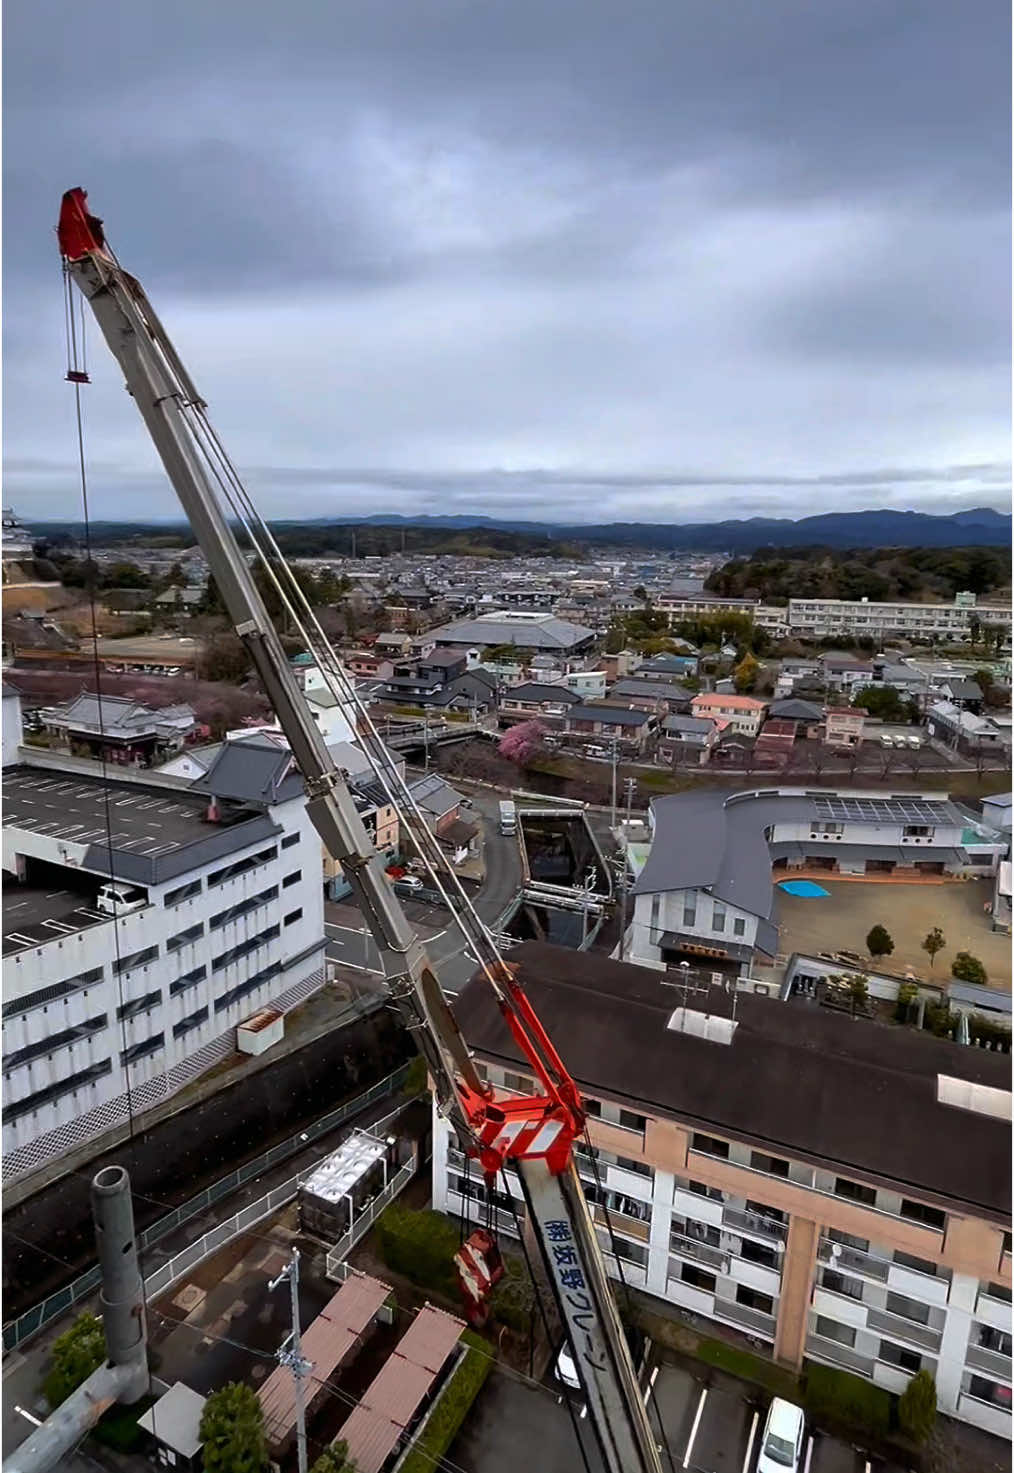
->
[657, 593, 757, 624]
[1, 744, 327, 1184]
[788, 593, 1008, 643]
[433, 941, 1012, 1437]
[627, 788, 1002, 978]
[690, 693, 767, 737]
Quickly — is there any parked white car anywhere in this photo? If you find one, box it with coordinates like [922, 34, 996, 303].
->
[96, 883, 147, 916]
[757, 1397, 806, 1473]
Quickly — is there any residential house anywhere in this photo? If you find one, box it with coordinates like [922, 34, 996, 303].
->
[609, 678, 693, 715]
[374, 632, 413, 658]
[153, 586, 203, 616]
[498, 683, 581, 727]
[825, 707, 867, 749]
[656, 714, 719, 768]
[775, 659, 822, 699]
[637, 650, 700, 680]
[767, 698, 824, 733]
[434, 940, 1012, 1438]
[690, 693, 767, 738]
[427, 610, 596, 655]
[406, 773, 478, 866]
[346, 651, 394, 681]
[564, 704, 657, 752]
[820, 657, 875, 695]
[41, 693, 198, 767]
[926, 702, 1009, 756]
[752, 719, 798, 767]
[598, 650, 644, 684]
[934, 679, 985, 713]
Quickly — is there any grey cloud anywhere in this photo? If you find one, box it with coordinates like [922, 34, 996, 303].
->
[2, 0, 1009, 524]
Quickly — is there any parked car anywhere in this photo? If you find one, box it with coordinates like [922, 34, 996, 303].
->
[757, 1398, 806, 1473]
[96, 883, 147, 916]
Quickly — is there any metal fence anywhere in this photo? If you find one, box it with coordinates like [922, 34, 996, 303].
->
[324, 1157, 417, 1280]
[2, 1062, 411, 1352]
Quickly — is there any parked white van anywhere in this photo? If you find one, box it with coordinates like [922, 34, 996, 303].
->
[757, 1397, 806, 1473]
[96, 883, 147, 916]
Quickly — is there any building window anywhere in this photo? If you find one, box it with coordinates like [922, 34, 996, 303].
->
[613, 1239, 649, 1268]
[281, 832, 300, 850]
[683, 899, 697, 927]
[618, 1109, 647, 1133]
[5, 1060, 113, 1122]
[893, 1251, 945, 1279]
[879, 1340, 922, 1374]
[686, 1180, 724, 1201]
[829, 1229, 869, 1252]
[821, 1269, 864, 1302]
[649, 894, 661, 933]
[966, 1375, 1012, 1409]
[733, 917, 746, 937]
[169, 965, 207, 997]
[740, 1239, 779, 1268]
[116, 990, 162, 1021]
[679, 1263, 716, 1293]
[976, 1325, 1013, 1357]
[984, 1282, 1013, 1304]
[712, 903, 726, 933]
[899, 1199, 946, 1231]
[113, 945, 159, 975]
[815, 1316, 857, 1348]
[284, 909, 303, 927]
[615, 1155, 652, 1178]
[120, 1032, 164, 1065]
[208, 845, 278, 888]
[211, 923, 281, 973]
[282, 870, 301, 889]
[167, 922, 204, 952]
[834, 1177, 877, 1207]
[751, 1151, 790, 1178]
[735, 1285, 774, 1316]
[691, 1133, 729, 1160]
[173, 1006, 209, 1039]
[672, 1218, 721, 1249]
[164, 879, 201, 906]
[210, 885, 279, 931]
[885, 1292, 931, 1326]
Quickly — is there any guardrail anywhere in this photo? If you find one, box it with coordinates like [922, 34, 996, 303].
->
[325, 1157, 418, 1279]
[2, 1063, 411, 1352]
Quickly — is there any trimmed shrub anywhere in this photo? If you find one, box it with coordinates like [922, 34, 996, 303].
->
[375, 1205, 462, 1298]
[803, 1362, 892, 1439]
[398, 1331, 492, 1473]
[897, 1369, 937, 1444]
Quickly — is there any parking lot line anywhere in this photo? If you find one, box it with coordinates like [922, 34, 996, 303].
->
[682, 1386, 707, 1469]
[802, 1435, 814, 1473]
[742, 1409, 759, 1473]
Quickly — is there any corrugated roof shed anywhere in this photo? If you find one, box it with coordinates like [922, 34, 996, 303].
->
[259, 1271, 391, 1453]
[337, 1305, 465, 1473]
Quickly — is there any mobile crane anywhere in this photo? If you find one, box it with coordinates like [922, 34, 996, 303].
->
[57, 187, 663, 1473]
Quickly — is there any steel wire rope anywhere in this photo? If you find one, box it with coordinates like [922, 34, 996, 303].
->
[173, 397, 517, 1002]
[62, 265, 155, 1404]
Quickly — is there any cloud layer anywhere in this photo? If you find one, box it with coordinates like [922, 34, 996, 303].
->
[3, 1, 1010, 524]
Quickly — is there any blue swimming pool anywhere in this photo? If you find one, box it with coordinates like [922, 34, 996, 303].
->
[779, 879, 830, 898]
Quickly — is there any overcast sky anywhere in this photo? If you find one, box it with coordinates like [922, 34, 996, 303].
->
[3, 1, 1010, 526]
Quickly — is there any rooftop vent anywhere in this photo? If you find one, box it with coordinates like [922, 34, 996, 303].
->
[667, 1008, 738, 1046]
[936, 1074, 1012, 1121]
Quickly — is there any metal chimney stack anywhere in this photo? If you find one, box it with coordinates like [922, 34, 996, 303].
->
[4, 1165, 148, 1473]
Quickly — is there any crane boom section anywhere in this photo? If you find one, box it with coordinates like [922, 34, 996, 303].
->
[57, 187, 663, 1473]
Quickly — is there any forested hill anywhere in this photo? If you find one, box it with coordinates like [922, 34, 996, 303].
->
[704, 545, 1012, 604]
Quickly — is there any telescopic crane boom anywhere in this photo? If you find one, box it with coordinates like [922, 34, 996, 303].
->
[57, 187, 662, 1473]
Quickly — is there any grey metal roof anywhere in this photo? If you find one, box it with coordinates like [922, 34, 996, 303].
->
[941, 679, 984, 700]
[661, 715, 714, 738]
[611, 678, 692, 702]
[192, 738, 304, 806]
[504, 682, 581, 704]
[567, 704, 651, 727]
[768, 699, 824, 721]
[429, 613, 595, 650]
[408, 773, 461, 818]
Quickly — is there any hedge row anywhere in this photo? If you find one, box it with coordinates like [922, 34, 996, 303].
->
[399, 1331, 492, 1473]
[375, 1205, 462, 1298]
[803, 1362, 892, 1439]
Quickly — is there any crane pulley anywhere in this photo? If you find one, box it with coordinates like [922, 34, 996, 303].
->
[57, 187, 663, 1473]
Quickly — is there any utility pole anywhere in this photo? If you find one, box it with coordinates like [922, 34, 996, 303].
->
[610, 732, 619, 828]
[617, 778, 637, 961]
[269, 1248, 311, 1473]
[581, 865, 596, 949]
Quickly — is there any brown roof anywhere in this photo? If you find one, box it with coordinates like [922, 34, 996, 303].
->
[337, 1305, 465, 1473]
[452, 942, 1011, 1223]
[259, 1271, 390, 1452]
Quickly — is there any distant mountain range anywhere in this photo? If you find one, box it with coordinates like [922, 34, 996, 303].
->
[31, 506, 1012, 552]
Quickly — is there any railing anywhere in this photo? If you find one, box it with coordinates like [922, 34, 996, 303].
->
[818, 1238, 890, 1283]
[805, 1335, 876, 1379]
[143, 1178, 300, 1300]
[865, 1307, 942, 1352]
[669, 1235, 729, 1271]
[964, 1343, 1014, 1381]
[713, 1299, 777, 1338]
[2, 1063, 411, 1352]
[325, 1158, 417, 1279]
[590, 1203, 651, 1243]
[723, 1205, 787, 1243]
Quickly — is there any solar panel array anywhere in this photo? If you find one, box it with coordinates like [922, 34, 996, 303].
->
[814, 795, 951, 824]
